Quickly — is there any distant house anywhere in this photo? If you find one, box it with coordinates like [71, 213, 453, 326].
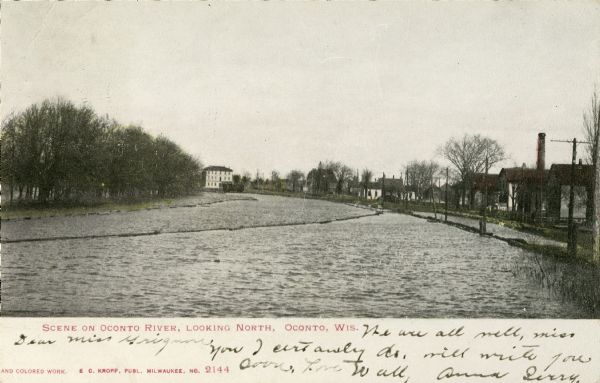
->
[497, 166, 547, 218]
[381, 176, 404, 202]
[356, 176, 405, 201]
[546, 162, 593, 222]
[203, 166, 233, 190]
[497, 132, 548, 220]
[403, 185, 418, 201]
[471, 173, 499, 207]
[359, 181, 382, 200]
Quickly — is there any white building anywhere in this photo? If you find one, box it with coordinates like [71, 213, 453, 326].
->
[203, 166, 233, 189]
[358, 181, 382, 200]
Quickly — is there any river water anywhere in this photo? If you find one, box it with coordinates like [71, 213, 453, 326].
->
[1, 194, 595, 317]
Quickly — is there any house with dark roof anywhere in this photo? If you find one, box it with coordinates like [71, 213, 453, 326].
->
[546, 161, 593, 222]
[381, 176, 404, 202]
[498, 166, 548, 217]
[471, 173, 500, 207]
[497, 133, 548, 220]
[355, 176, 407, 201]
[202, 166, 233, 190]
[359, 181, 382, 200]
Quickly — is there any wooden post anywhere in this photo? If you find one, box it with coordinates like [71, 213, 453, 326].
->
[480, 157, 488, 235]
[405, 168, 409, 210]
[445, 167, 449, 222]
[568, 138, 577, 256]
[521, 164, 526, 223]
[432, 177, 437, 220]
[382, 172, 385, 209]
[438, 177, 442, 214]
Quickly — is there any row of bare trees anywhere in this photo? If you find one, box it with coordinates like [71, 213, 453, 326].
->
[397, 135, 504, 206]
[306, 161, 355, 194]
[1, 98, 203, 204]
[250, 134, 505, 204]
[439, 134, 505, 207]
[405, 160, 440, 200]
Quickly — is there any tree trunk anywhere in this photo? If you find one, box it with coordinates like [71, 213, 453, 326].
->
[594, 138, 600, 262]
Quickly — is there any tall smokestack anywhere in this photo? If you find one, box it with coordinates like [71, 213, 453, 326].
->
[536, 132, 546, 171]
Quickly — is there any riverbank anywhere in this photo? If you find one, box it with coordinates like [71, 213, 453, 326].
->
[246, 189, 600, 266]
[0, 193, 258, 221]
[0, 198, 176, 220]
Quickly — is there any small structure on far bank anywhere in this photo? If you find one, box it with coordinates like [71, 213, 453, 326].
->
[546, 161, 593, 222]
[471, 173, 500, 208]
[202, 166, 233, 190]
[497, 133, 547, 220]
[360, 181, 382, 200]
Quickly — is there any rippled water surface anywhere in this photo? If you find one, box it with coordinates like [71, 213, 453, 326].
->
[1, 194, 594, 317]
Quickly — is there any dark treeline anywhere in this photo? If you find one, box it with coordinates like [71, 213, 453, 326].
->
[1, 98, 202, 204]
[306, 160, 355, 194]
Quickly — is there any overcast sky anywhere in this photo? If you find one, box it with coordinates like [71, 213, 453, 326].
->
[3, 1, 600, 178]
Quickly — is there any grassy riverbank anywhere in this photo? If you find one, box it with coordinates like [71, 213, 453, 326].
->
[1, 197, 175, 220]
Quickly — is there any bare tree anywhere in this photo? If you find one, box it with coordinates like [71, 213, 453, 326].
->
[241, 171, 252, 187]
[439, 134, 505, 207]
[583, 90, 600, 165]
[271, 170, 281, 191]
[361, 168, 373, 198]
[1, 98, 203, 203]
[582, 89, 600, 261]
[333, 163, 353, 194]
[406, 160, 440, 200]
[286, 170, 305, 193]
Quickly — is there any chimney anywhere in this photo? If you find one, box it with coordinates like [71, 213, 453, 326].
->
[536, 132, 546, 171]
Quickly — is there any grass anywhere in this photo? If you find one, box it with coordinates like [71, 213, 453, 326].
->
[1, 197, 175, 220]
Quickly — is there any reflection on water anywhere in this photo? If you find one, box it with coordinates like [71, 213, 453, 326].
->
[1, 194, 595, 317]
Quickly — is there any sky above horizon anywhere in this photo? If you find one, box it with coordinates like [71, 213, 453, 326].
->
[3, 1, 600, 178]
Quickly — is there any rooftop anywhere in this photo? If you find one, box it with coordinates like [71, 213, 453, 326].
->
[499, 167, 548, 183]
[204, 165, 233, 172]
[549, 163, 593, 186]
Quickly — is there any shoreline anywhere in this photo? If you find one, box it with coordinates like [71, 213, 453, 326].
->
[246, 189, 600, 267]
[0, 193, 257, 221]
[0, 198, 176, 221]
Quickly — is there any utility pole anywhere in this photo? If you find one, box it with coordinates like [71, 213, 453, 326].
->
[405, 168, 409, 210]
[445, 167, 449, 222]
[521, 163, 526, 223]
[382, 172, 385, 209]
[438, 177, 442, 217]
[595, 136, 600, 262]
[431, 176, 437, 220]
[568, 138, 577, 256]
[552, 138, 591, 257]
[356, 169, 359, 198]
[480, 156, 488, 235]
